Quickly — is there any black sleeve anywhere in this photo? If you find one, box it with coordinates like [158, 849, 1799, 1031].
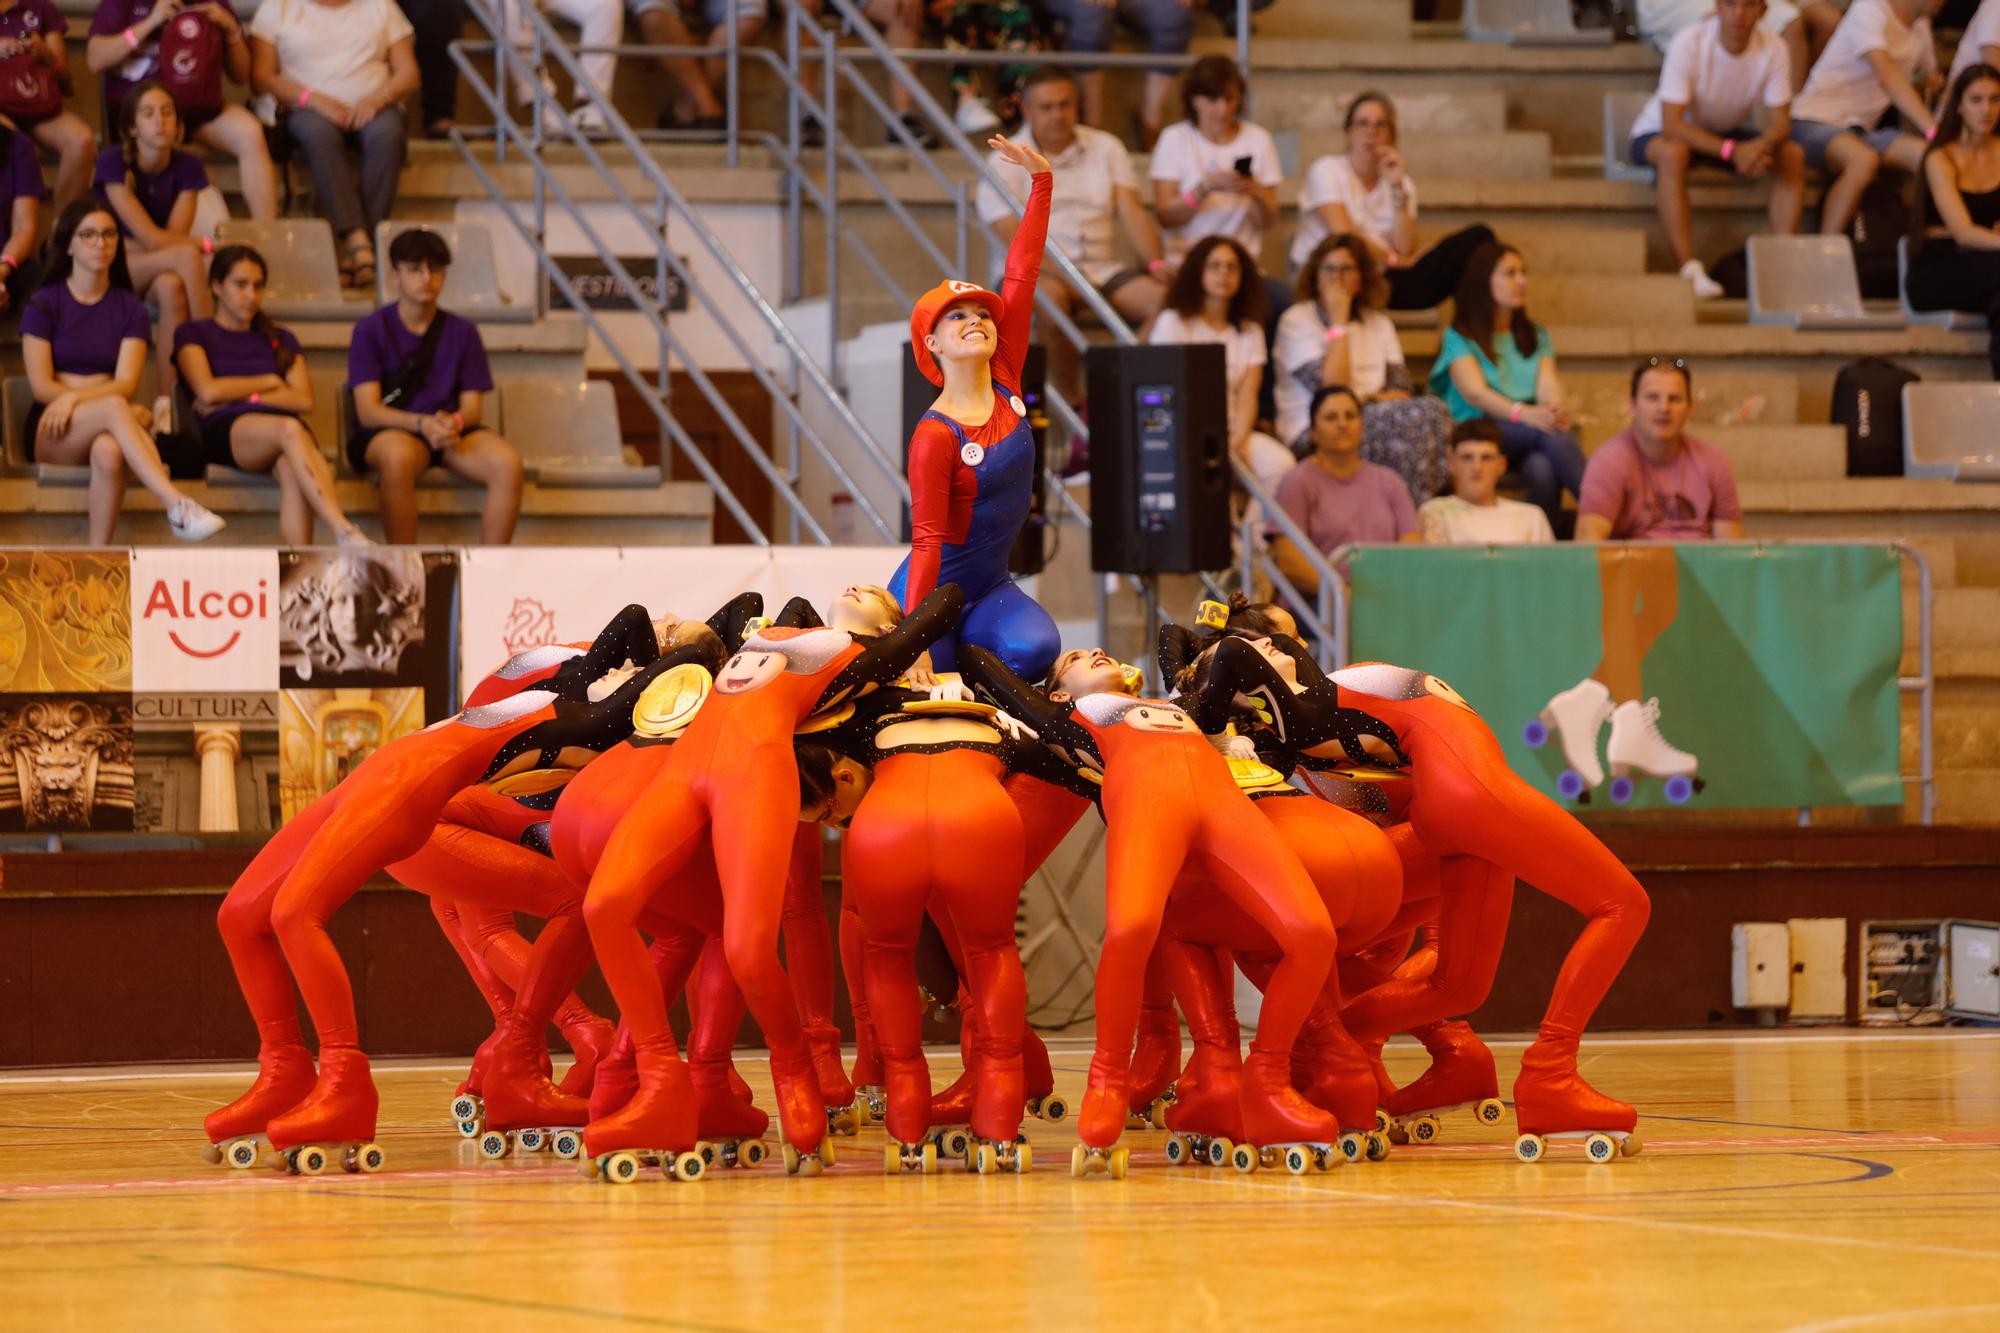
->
[705, 592, 764, 653]
[481, 638, 723, 781]
[1192, 635, 1290, 736]
[852, 582, 964, 683]
[1158, 624, 1199, 697]
[774, 596, 823, 630]
[552, 603, 659, 700]
[1268, 633, 1332, 691]
[959, 642, 1064, 736]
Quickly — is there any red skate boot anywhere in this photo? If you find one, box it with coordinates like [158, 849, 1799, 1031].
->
[1511, 1026, 1640, 1163]
[266, 1046, 385, 1175]
[475, 1019, 591, 1163]
[879, 1041, 940, 1173]
[1362, 1032, 1397, 1111]
[1071, 1054, 1132, 1179]
[581, 1049, 704, 1183]
[850, 1012, 886, 1124]
[203, 1041, 316, 1169]
[449, 1026, 503, 1135]
[807, 1022, 860, 1132]
[1162, 1039, 1244, 1167]
[1126, 1002, 1182, 1129]
[588, 1026, 638, 1124]
[1235, 1049, 1343, 1175]
[769, 1048, 834, 1175]
[1384, 1020, 1505, 1145]
[1021, 1024, 1066, 1122]
[1292, 1020, 1391, 1163]
[690, 1056, 771, 1170]
[555, 1011, 618, 1100]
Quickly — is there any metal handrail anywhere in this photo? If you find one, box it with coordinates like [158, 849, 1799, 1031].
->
[1320, 539, 1936, 825]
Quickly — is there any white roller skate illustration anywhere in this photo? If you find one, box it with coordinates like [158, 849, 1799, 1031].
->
[1521, 678, 1612, 802]
[1605, 698, 1703, 805]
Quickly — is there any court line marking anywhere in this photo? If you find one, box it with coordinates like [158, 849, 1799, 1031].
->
[1778, 1305, 2000, 1333]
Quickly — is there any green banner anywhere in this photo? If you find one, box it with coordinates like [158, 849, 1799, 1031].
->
[1348, 544, 1904, 811]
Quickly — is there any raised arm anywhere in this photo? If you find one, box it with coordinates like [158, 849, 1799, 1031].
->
[773, 595, 822, 629]
[552, 603, 662, 699]
[705, 591, 765, 650]
[988, 138, 1052, 387]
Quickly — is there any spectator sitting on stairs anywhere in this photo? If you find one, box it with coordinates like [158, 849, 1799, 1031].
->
[1789, 0, 1941, 235]
[1418, 419, 1555, 545]
[1576, 357, 1743, 542]
[1906, 62, 2000, 378]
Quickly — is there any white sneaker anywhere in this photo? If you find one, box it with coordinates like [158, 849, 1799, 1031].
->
[1679, 258, 1724, 301]
[572, 102, 609, 135]
[955, 96, 1002, 135]
[152, 394, 173, 435]
[1607, 698, 1699, 782]
[168, 497, 226, 542]
[1533, 677, 1612, 791]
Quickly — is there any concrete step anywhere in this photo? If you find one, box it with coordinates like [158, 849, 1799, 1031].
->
[1700, 425, 1848, 484]
[1562, 371, 1799, 452]
[1240, 0, 1412, 41]
[1286, 130, 1552, 181]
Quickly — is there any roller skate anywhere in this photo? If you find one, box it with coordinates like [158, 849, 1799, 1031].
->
[1162, 1040, 1244, 1169]
[1382, 1021, 1506, 1147]
[686, 1054, 769, 1169]
[266, 1046, 385, 1176]
[807, 1023, 862, 1135]
[1522, 678, 1611, 804]
[473, 1023, 591, 1162]
[587, 1027, 639, 1124]
[202, 1040, 316, 1170]
[1070, 1056, 1132, 1179]
[1229, 1051, 1342, 1175]
[1511, 1028, 1641, 1163]
[851, 1014, 886, 1124]
[1290, 1026, 1391, 1164]
[883, 1138, 942, 1174]
[965, 1134, 1032, 1174]
[554, 1011, 618, 1100]
[1125, 1003, 1182, 1130]
[770, 1049, 835, 1176]
[1022, 1026, 1068, 1122]
[579, 1050, 705, 1184]
[449, 1028, 503, 1137]
[1604, 698, 1704, 806]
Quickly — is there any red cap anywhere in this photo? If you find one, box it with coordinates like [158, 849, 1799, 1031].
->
[909, 279, 1005, 386]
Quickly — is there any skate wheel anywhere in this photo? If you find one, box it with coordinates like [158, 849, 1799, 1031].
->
[828, 1107, 858, 1137]
[1584, 1133, 1618, 1163]
[742, 1140, 767, 1168]
[577, 1154, 601, 1181]
[1148, 1099, 1171, 1130]
[671, 1152, 704, 1182]
[1621, 1134, 1643, 1158]
[922, 1142, 938, 1175]
[350, 1143, 385, 1174]
[939, 1128, 969, 1160]
[1513, 1134, 1545, 1163]
[1364, 1131, 1391, 1162]
[1521, 718, 1549, 748]
[516, 1127, 545, 1152]
[1284, 1146, 1311, 1176]
[820, 1136, 836, 1168]
[1230, 1143, 1257, 1174]
[973, 1142, 995, 1175]
[1385, 1121, 1410, 1146]
[603, 1151, 641, 1184]
[456, 1118, 482, 1139]
[449, 1094, 480, 1124]
[1372, 1108, 1390, 1134]
[1557, 769, 1588, 801]
[1608, 775, 1635, 805]
[1165, 1135, 1189, 1166]
[882, 1144, 900, 1175]
[551, 1130, 582, 1160]
[1108, 1147, 1129, 1181]
[296, 1145, 331, 1176]
[201, 1142, 223, 1166]
[1015, 1142, 1031, 1175]
[1408, 1115, 1441, 1145]
[226, 1139, 260, 1170]
[783, 1143, 800, 1174]
[1475, 1098, 1507, 1126]
[695, 1140, 718, 1167]
[1070, 1144, 1089, 1178]
[1207, 1137, 1232, 1168]
[476, 1131, 510, 1161]
[1664, 775, 1694, 804]
[1337, 1132, 1363, 1164]
[1041, 1094, 1068, 1123]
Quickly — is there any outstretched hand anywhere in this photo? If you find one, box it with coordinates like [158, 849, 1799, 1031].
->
[989, 135, 1050, 176]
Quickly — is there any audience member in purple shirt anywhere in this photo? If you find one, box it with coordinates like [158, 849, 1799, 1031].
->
[21, 199, 224, 545]
[1271, 384, 1422, 593]
[1577, 360, 1745, 541]
[0, 128, 48, 312]
[174, 242, 369, 546]
[348, 226, 523, 545]
[0, 0, 96, 216]
[85, 0, 279, 220]
[93, 81, 215, 391]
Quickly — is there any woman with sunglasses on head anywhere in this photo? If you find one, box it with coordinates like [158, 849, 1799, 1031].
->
[22, 200, 225, 543]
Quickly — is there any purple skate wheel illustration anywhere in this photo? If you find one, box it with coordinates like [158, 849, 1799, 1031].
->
[1522, 719, 1550, 748]
[1664, 775, 1695, 804]
[1608, 776, 1636, 805]
[1556, 770, 1587, 800]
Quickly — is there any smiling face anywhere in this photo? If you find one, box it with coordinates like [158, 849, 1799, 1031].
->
[1051, 648, 1129, 701]
[1122, 703, 1198, 734]
[716, 649, 787, 694]
[826, 584, 902, 636]
[926, 299, 999, 372]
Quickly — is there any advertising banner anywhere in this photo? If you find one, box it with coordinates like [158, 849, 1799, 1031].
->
[131, 548, 281, 693]
[278, 548, 459, 722]
[1347, 543, 1904, 811]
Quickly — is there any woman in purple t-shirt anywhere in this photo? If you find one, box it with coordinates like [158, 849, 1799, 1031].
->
[94, 81, 214, 392]
[0, 0, 96, 213]
[22, 200, 225, 543]
[174, 244, 370, 546]
[0, 126, 46, 312]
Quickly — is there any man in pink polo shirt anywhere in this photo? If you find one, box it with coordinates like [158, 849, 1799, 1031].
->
[1576, 358, 1745, 541]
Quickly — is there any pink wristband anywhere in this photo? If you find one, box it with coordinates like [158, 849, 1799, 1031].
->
[123, 26, 139, 49]
[1925, 123, 1938, 141]
[298, 87, 313, 109]
[1323, 322, 1347, 343]
[1719, 138, 1735, 163]
[1509, 402, 1524, 424]
[1182, 189, 1200, 210]
[248, 392, 261, 405]
[451, 411, 466, 433]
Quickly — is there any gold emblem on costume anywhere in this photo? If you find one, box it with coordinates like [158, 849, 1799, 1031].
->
[1226, 754, 1289, 792]
[796, 701, 856, 736]
[632, 662, 712, 739]
[486, 767, 577, 799]
[901, 697, 999, 720]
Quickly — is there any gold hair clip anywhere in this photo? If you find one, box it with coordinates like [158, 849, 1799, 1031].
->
[1195, 600, 1230, 630]
[1119, 663, 1145, 694]
[741, 616, 772, 635]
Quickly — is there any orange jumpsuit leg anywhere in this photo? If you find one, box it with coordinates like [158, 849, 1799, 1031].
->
[430, 897, 514, 1103]
[782, 821, 854, 1109]
[839, 898, 882, 1096]
[1159, 934, 1244, 1142]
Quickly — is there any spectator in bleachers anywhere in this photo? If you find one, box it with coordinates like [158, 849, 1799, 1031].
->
[1148, 234, 1291, 500]
[976, 66, 1167, 406]
[1576, 357, 1743, 541]
[1639, 0, 1844, 93]
[1790, 0, 1940, 235]
[0, 0, 98, 212]
[1288, 91, 1496, 312]
[1044, 0, 1193, 148]
[793, 0, 930, 144]
[397, 0, 463, 139]
[23, 200, 226, 543]
[936, 0, 1042, 135]
[1430, 240, 1584, 538]
[1949, 0, 2000, 88]
[250, 0, 420, 290]
[1629, 0, 1806, 301]
[0, 121, 46, 312]
[85, 0, 280, 219]
[499, 0, 622, 134]
[1906, 63, 2000, 376]
[348, 226, 524, 544]
[1418, 418, 1555, 545]
[93, 82, 215, 392]
[629, 0, 758, 132]
[1150, 57, 1280, 267]
[1269, 384, 1421, 594]
[1272, 233, 1451, 503]
[176, 243, 371, 545]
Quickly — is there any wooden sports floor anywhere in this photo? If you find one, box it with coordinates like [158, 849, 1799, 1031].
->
[4, 1031, 1998, 1333]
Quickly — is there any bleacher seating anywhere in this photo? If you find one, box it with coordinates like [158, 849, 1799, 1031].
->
[1898, 236, 1990, 333]
[334, 382, 515, 487]
[215, 218, 357, 321]
[1600, 92, 1651, 185]
[375, 221, 532, 323]
[1747, 236, 1905, 330]
[1463, 0, 1611, 48]
[1, 377, 88, 486]
[1902, 383, 2000, 481]
[500, 377, 661, 487]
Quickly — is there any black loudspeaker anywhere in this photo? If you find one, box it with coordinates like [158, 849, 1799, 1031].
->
[900, 344, 1048, 577]
[1085, 343, 1230, 574]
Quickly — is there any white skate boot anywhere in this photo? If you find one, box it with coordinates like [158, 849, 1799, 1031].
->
[1523, 678, 1611, 801]
[1605, 698, 1702, 805]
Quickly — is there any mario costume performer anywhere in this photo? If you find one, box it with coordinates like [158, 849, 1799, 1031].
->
[888, 136, 1059, 682]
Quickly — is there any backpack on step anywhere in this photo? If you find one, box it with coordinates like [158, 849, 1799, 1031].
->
[158, 10, 225, 115]
[1829, 357, 1917, 477]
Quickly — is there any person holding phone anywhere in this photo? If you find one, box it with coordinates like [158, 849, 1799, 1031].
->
[1149, 57, 1281, 271]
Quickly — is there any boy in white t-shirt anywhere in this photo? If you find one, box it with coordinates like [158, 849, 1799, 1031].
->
[1639, 0, 1845, 93]
[1948, 0, 2000, 87]
[1629, 0, 1806, 299]
[1789, 0, 1942, 235]
[1419, 420, 1555, 545]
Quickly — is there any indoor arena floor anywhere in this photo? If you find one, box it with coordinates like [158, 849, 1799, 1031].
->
[4, 1031, 1998, 1333]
